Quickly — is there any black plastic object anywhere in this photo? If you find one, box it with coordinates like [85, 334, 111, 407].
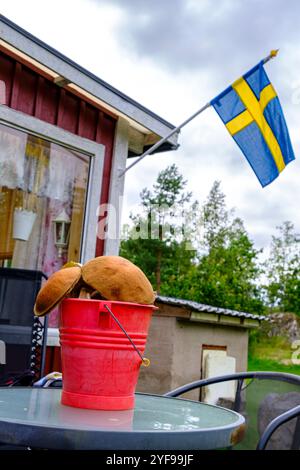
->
[0, 268, 48, 385]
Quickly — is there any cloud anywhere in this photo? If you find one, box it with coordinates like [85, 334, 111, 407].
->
[91, 0, 300, 81]
[3, 0, 300, 254]
[94, 0, 300, 253]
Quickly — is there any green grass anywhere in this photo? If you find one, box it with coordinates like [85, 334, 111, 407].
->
[248, 356, 300, 375]
[248, 329, 300, 375]
[249, 332, 292, 359]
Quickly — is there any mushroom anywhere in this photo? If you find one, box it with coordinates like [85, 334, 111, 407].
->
[33, 256, 155, 317]
[81, 256, 155, 305]
[34, 266, 82, 316]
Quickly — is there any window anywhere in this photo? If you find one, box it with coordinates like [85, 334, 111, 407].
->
[0, 106, 104, 326]
[0, 122, 89, 267]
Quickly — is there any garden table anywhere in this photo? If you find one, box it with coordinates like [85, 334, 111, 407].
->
[0, 388, 245, 450]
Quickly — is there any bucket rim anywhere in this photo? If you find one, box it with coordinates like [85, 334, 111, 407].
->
[61, 298, 158, 310]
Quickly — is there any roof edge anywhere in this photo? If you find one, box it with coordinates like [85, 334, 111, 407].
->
[156, 295, 268, 321]
[0, 15, 178, 144]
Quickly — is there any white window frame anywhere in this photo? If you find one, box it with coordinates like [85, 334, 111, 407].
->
[0, 105, 104, 264]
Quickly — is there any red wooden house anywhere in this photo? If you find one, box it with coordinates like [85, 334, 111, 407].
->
[0, 15, 178, 370]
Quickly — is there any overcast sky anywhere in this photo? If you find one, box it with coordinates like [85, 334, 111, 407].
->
[2, 0, 300, 254]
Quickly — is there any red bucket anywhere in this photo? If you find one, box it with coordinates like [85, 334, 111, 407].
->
[59, 298, 157, 410]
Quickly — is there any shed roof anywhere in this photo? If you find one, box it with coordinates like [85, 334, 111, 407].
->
[156, 295, 267, 323]
[0, 15, 179, 156]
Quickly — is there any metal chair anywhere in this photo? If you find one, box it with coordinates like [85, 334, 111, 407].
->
[164, 371, 300, 450]
[0, 268, 48, 386]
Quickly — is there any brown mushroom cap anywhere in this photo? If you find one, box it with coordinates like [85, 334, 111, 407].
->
[34, 266, 82, 316]
[82, 256, 155, 305]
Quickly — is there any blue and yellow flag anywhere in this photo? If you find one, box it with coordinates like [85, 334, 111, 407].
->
[211, 61, 295, 187]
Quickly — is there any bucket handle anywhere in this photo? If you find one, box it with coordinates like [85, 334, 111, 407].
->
[103, 304, 150, 367]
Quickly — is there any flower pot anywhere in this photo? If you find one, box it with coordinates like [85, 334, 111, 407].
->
[13, 209, 37, 241]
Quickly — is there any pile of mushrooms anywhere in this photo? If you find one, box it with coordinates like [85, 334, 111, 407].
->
[34, 256, 155, 317]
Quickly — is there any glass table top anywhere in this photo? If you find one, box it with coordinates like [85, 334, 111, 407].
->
[0, 387, 241, 432]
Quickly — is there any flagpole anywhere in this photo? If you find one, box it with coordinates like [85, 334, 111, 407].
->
[119, 101, 211, 177]
[263, 49, 279, 64]
[119, 50, 279, 178]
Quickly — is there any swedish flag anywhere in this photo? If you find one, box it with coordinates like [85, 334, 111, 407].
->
[211, 61, 295, 187]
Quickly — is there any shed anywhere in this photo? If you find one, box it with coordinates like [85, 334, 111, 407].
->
[137, 295, 267, 398]
[0, 15, 178, 368]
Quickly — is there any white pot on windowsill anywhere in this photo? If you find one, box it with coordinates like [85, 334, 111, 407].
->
[13, 208, 37, 241]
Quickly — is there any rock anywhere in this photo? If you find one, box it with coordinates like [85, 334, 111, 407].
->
[263, 312, 300, 343]
[258, 392, 300, 449]
[216, 396, 246, 414]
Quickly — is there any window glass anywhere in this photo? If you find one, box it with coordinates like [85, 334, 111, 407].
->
[0, 122, 89, 326]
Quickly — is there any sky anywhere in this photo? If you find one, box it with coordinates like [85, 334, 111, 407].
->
[2, 0, 300, 255]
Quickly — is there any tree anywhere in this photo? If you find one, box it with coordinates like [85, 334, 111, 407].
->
[265, 221, 300, 314]
[169, 182, 264, 314]
[120, 164, 197, 293]
[200, 180, 230, 252]
[194, 217, 264, 313]
[121, 174, 264, 314]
